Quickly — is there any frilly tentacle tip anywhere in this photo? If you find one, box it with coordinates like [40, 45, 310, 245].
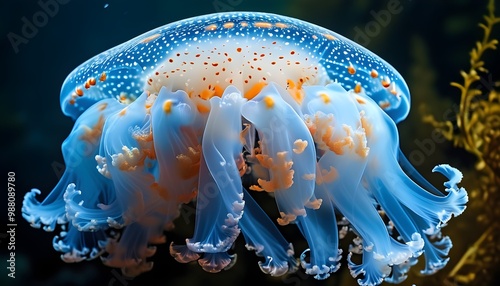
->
[169, 242, 200, 263]
[198, 252, 237, 273]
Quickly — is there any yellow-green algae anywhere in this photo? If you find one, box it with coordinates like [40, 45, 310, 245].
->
[424, 0, 500, 284]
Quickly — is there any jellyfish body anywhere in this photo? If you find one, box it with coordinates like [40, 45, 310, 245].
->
[23, 12, 467, 285]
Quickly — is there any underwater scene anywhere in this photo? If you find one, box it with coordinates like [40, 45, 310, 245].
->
[1, 0, 499, 285]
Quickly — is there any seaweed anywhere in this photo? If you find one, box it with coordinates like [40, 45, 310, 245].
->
[423, 0, 500, 284]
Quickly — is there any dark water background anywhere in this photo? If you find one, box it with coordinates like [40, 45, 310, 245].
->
[1, 0, 498, 285]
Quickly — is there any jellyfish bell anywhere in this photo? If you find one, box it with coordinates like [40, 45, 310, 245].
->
[59, 12, 409, 122]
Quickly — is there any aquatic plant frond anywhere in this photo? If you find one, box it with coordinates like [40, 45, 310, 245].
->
[426, 1, 500, 284]
[424, 0, 500, 166]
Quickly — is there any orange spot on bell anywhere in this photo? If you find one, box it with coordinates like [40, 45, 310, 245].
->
[196, 103, 210, 113]
[244, 82, 268, 100]
[75, 88, 84, 96]
[205, 24, 218, 31]
[381, 77, 391, 88]
[319, 93, 330, 104]
[348, 63, 356, 75]
[254, 22, 273, 28]
[274, 23, 288, 28]
[355, 96, 366, 104]
[390, 83, 398, 96]
[88, 77, 96, 86]
[323, 33, 337, 41]
[200, 89, 214, 100]
[223, 22, 234, 29]
[163, 100, 173, 113]
[140, 33, 161, 43]
[370, 69, 378, 78]
[263, 96, 274, 109]
[379, 101, 391, 109]
[99, 72, 107, 82]
[213, 85, 224, 97]
[354, 82, 362, 93]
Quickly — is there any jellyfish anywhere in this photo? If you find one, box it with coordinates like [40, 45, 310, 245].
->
[22, 12, 467, 285]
